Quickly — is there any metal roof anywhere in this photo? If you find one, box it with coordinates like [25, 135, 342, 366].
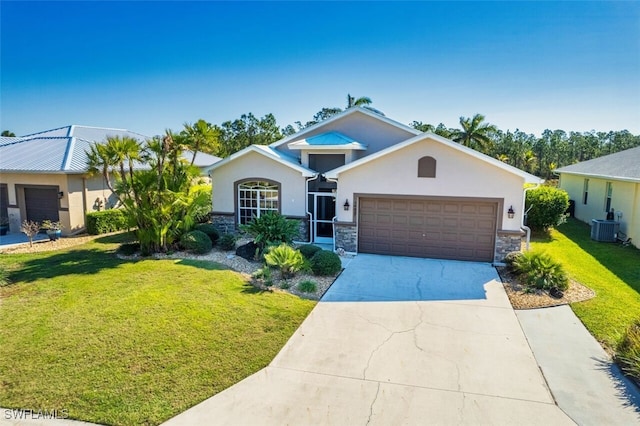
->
[287, 131, 368, 151]
[555, 146, 640, 182]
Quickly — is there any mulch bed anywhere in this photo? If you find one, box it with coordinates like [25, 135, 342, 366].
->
[497, 266, 595, 309]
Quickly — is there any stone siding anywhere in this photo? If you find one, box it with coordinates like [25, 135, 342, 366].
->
[495, 231, 524, 262]
[335, 223, 357, 253]
[211, 214, 236, 235]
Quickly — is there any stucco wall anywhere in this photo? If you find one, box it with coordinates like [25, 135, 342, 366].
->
[560, 173, 639, 248]
[211, 151, 308, 218]
[277, 112, 416, 158]
[335, 138, 525, 231]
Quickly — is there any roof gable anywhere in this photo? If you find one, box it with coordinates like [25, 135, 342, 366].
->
[555, 146, 640, 182]
[207, 145, 316, 177]
[325, 132, 542, 184]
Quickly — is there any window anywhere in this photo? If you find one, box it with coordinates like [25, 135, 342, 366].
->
[237, 181, 279, 224]
[582, 179, 589, 205]
[418, 156, 436, 178]
[605, 182, 613, 212]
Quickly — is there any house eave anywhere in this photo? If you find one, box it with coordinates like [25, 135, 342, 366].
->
[555, 170, 640, 183]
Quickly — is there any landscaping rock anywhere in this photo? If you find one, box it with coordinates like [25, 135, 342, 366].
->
[236, 241, 260, 261]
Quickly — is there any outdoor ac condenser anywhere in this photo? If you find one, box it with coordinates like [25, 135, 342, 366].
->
[591, 219, 620, 242]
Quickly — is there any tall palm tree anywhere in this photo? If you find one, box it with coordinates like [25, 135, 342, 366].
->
[180, 119, 219, 165]
[451, 114, 497, 153]
[346, 94, 372, 108]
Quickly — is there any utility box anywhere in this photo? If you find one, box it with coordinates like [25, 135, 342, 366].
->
[591, 219, 620, 242]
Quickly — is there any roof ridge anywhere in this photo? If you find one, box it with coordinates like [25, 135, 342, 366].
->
[21, 125, 71, 137]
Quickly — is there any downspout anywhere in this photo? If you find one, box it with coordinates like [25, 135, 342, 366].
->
[326, 176, 339, 253]
[521, 183, 541, 251]
[305, 174, 319, 244]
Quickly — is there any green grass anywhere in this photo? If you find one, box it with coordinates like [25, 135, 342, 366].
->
[0, 233, 315, 425]
[531, 219, 640, 350]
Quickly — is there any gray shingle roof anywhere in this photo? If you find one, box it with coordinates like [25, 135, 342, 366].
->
[555, 146, 640, 182]
[0, 126, 148, 173]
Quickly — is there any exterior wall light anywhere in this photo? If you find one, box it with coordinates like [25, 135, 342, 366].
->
[507, 205, 515, 219]
[343, 199, 350, 211]
[58, 191, 64, 199]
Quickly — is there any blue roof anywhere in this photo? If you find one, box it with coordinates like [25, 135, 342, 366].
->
[306, 131, 357, 146]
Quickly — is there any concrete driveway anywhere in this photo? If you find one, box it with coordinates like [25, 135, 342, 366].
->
[164, 255, 571, 425]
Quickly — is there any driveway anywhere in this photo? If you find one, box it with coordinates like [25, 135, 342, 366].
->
[164, 255, 571, 425]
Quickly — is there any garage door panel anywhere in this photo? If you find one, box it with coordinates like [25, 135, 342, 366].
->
[358, 197, 497, 262]
[25, 187, 59, 223]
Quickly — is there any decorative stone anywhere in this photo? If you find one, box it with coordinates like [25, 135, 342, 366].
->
[335, 223, 357, 253]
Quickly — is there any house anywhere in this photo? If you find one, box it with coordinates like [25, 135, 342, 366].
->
[556, 146, 640, 248]
[208, 107, 542, 262]
[0, 125, 221, 236]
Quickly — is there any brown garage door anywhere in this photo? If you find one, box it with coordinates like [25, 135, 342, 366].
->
[24, 187, 59, 223]
[358, 197, 497, 262]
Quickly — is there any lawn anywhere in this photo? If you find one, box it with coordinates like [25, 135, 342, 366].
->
[0, 233, 315, 425]
[531, 218, 640, 350]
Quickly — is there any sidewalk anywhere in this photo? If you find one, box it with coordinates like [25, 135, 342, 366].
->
[517, 305, 640, 425]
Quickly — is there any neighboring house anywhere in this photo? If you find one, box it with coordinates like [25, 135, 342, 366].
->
[208, 107, 542, 262]
[0, 125, 221, 236]
[556, 146, 640, 248]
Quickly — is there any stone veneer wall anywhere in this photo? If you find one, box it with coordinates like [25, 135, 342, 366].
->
[495, 231, 524, 262]
[335, 222, 357, 253]
[210, 213, 309, 242]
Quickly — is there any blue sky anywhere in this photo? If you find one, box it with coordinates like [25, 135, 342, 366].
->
[2, 1, 639, 137]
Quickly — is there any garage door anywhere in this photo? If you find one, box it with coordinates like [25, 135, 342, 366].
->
[358, 197, 497, 262]
[24, 187, 59, 223]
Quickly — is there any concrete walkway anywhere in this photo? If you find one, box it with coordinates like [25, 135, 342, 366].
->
[517, 306, 640, 425]
[163, 256, 571, 425]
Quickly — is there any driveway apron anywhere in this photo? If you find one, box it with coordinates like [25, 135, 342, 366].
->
[163, 255, 571, 425]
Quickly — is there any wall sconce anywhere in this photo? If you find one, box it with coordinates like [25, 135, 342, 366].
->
[343, 199, 350, 211]
[58, 191, 64, 199]
[507, 205, 515, 219]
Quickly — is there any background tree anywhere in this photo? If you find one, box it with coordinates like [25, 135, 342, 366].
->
[217, 113, 283, 157]
[180, 119, 220, 164]
[451, 114, 498, 152]
[1, 130, 16, 137]
[346, 94, 372, 108]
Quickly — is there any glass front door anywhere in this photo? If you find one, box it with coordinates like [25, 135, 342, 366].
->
[309, 193, 336, 244]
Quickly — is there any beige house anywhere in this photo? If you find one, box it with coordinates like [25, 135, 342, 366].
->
[556, 146, 640, 248]
[0, 125, 220, 236]
[208, 108, 542, 262]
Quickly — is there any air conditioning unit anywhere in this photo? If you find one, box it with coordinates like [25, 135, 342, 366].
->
[591, 220, 620, 242]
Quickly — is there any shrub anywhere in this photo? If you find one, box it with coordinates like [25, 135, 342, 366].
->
[525, 186, 570, 231]
[195, 223, 219, 244]
[118, 242, 140, 256]
[310, 250, 342, 276]
[264, 244, 305, 279]
[504, 251, 523, 266]
[21, 220, 40, 247]
[218, 234, 238, 251]
[240, 212, 299, 248]
[180, 230, 212, 254]
[298, 244, 322, 260]
[298, 280, 317, 293]
[253, 266, 274, 287]
[617, 320, 640, 383]
[513, 251, 569, 291]
[86, 209, 127, 235]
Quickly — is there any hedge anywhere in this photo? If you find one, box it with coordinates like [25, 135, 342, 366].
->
[86, 210, 127, 235]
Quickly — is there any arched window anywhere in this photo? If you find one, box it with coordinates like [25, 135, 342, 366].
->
[237, 180, 280, 224]
[418, 156, 436, 178]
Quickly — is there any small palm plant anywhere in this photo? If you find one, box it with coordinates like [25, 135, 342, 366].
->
[513, 251, 569, 292]
[264, 244, 305, 279]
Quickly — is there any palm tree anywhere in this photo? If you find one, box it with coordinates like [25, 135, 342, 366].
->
[451, 114, 497, 153]
[180, 119, 219, 165]
[346, 94, 372, 108]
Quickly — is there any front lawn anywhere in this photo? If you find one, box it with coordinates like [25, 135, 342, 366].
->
[0, 234, 315, 425]
[531, 219, 640, 350]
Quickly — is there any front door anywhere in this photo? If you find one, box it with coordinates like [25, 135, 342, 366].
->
[309, 192, 336, 244]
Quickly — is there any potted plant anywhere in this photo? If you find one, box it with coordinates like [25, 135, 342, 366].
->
[41, 220, 63, 241]
[0, 217, 9, 236]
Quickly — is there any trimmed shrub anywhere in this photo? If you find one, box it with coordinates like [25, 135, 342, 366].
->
[617, 320, 640, 384]
[218, 234, 238, 251]
[525, 186, 570, 231]
[118, 242, 140, 256]
[195, 223, 220, 244]
[86, 209, 127, 235]
[504, 251, 523, 267]
[240, 212, 299, 248]
[298, 280, 317, 293]
[264, 244, 305, 279]
[298, 244, 322, 260]
[310, 250, 342, 276]
[180, 230, 212, 254]
[513, 250, 569, 291]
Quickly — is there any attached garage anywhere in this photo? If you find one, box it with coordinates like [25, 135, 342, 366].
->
[358, 196, 498, 262]
[24, 187, 60, 223]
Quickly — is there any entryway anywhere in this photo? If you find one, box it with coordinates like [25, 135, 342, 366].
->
[308, 192, 335, 244]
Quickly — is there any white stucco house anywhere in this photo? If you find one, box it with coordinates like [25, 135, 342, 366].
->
[207, 107, 542, 262]
[556, 146, 639, 248]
